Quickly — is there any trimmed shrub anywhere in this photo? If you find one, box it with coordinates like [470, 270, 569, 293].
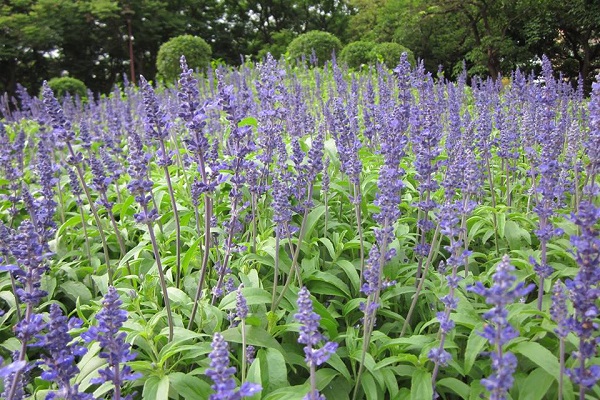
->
[157, 35, 212, 83]
[340, 41, 377, 69]
[286, 31, 342, 65]
[372, 42, 416, 69]
[45, 77, 87, 100]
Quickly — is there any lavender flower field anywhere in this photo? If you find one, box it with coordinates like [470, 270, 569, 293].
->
[0, 53, 599, 400]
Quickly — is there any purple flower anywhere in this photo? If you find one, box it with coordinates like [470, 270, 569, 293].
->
[564, 202, 600, 391]
[41, 81, 75, 143]
[0, 358, 26, 379]
[586, 74, 600, 190]
[33, 304, 92, 400]
[139, 76, 171, 142]
[550, 281, 569, 339]
[480, 352, 518, 400]
[428, 347, 452, 367]
[469, 255, 534, 399]
[236, 286, 248, 320]
[82, 286, 141, 399]
[245, 346, 256, 364]
[11, 220, 49, 308]
[329, 97, 362, 188]
[206, 332, 261, 400]
[294, 287, 338, 367]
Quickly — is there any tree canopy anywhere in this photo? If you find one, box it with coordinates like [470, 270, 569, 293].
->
[1, 0, 599, 97]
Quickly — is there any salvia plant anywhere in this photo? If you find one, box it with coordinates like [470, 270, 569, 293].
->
[0, 53, 598, 400]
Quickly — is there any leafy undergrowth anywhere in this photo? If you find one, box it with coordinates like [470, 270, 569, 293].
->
[0, 54, 598, 400]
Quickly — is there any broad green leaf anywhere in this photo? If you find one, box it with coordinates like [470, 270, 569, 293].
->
[303, 205, 326, 239]
[437, 377, 470, 399]
[143, 375, 170, 400]
[519, 368, 553, 400]
[327, 353, 352, 381]
[169, 372, 211, 400]
[319, 237, 337, 260]
[381, 367, 399, 398]
[221, 326, 286, 354]
[464, 325, 487, 375]
[259, 348, 288, 392]
[57, 215, 84, 236]
[497, 211, 506, 239]
[219, 287, 272, 310]
[511, 341, 560, 381]
[239, 116, 258, 127]
[247, 357, 262, 400]
[91, 274, 109, 295]
[361, 371, 379, 400]
[316, 368, 339, 390]
[59, 281, 92, 303]
[307, 271, 351, 298]
[166, 287, 192, 306]
[411, 369, 433, 400]
[263, 385, 309, 400]
[335, 259, 360, 294]
[119, 240, 150, 269]
[181, 236, 202, 275]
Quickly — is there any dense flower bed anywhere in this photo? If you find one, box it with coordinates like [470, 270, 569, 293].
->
[0, 54, 598, 399]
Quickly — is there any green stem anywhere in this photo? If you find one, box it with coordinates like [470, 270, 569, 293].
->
[353, 183, 365, 281]
[144, 205, 174, 342]
[401, 225, 441, 336]
[188, 195, 213, 329]
[241, 321, 247, 384]
[159, 140, 182, 289]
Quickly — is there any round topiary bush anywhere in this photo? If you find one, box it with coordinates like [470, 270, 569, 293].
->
[372, 42, 416, 69]
[45, 77, 87, 100]
[156, 35, 212, 83]
[340, 41, 377, 69]
[286, 31, 342, 65]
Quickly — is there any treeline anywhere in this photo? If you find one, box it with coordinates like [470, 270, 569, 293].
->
[1, 0, 599, 97]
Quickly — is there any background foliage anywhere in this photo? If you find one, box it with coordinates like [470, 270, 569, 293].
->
[1, 1, 600, 98]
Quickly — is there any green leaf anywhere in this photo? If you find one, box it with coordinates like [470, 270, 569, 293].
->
[511, 341, 560, 381]
[381, 368, 399, 398]
[259, 348, 288, 392]
[437, 377, 470, 399]
[219, 287, 272, 310]
[59, 281, 92, 303]
[327, 353, 352, 381]
[181, 236, 202, 275]
[306, 271, 351, 298]
[143, 375, 170, 400]
[57, 215, 84, 236]
[316, 368, 339, 390]
[166, 287, 192, 306]
[319, 237, 337, 260]
[519, 368, 553, 400]
[410, 369, 433, 400]
[239, 116, 258, 127]
[91, 274, 109, 295]
[464, 325, 487, 375]
[303, 205, 326, 239]
[169, 372, 211, 400]
[504, 220, 531, 250]
[263, 385, 309, 400]
[497, 211, 506, 239]
[361, 371, 379, 400]
[247, 358, 262, 400]
[335, 259, 360, 294]
[221, 326, 286, 354]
